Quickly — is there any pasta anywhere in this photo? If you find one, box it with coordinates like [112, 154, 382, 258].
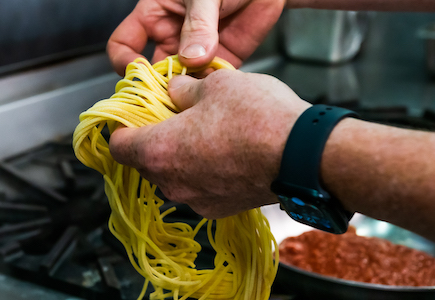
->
[72, 55, 278, 300]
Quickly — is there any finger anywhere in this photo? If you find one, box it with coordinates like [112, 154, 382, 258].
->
[178, 0, 221, 68]
[168, 75, 202, 111]
[109, 126, 153, 168]
[107, 9, 148, 76]
[218, 0, 285, 64]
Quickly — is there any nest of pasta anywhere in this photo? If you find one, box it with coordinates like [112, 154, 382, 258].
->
[73, 55, 278, 300]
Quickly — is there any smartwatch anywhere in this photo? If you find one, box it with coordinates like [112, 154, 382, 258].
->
[271, 104, 358, 234]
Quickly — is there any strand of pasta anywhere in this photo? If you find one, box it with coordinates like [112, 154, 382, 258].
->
[72, 55, 278, 300]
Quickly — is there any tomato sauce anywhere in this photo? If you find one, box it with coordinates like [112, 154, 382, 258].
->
[278, 227, 435, 286]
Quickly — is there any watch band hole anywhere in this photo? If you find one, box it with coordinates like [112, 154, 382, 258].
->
[312, 119, 319, 124]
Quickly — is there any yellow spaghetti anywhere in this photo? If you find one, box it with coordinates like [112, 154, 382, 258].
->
[72, 55, 278, 300]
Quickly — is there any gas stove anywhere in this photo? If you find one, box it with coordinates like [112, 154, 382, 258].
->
[0, 136, 141, 299]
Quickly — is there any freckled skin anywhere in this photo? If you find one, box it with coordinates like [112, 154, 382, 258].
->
[110, 69, 435, 242]
[107, 0, 286, 76]
[159, 71, 308, 217]
[110, 70, 310, 218]
[322, 119, 435, 241]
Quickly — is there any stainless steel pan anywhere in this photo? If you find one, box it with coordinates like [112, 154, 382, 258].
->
[262, 205, 435, 300]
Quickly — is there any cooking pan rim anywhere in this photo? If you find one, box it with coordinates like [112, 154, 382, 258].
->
[279, 262, 435, 291]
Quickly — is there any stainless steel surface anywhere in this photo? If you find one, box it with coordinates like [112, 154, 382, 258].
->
[0, 0, 137, 75]
[260, 12, 435, 113]
[0, 52, 120, 160]
[419, 22, 435, 76]
[281, 9, 370, 64]
[0, 53, 114, 106]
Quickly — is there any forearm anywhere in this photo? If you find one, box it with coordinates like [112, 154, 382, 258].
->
[321, 118, 435, 241]
[286, 0, 435, 12]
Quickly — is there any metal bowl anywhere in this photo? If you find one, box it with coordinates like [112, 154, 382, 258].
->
[261, 204, 435, 300]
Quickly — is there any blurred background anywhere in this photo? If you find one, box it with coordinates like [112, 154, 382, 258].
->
[0, 0, 137, 75]
[0, 1, 434, 299]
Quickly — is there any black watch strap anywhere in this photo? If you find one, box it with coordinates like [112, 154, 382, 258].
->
[277, 105, 359, 190]
[271, 105, 358, 233]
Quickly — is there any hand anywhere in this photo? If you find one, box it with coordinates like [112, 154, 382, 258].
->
[109, 70, 311, 219]
[107, 0, 286, 75]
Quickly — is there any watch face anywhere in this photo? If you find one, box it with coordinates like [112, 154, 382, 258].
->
[278, 195, 336, 232]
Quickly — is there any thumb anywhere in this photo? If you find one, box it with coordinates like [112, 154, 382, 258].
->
[179, 0, 220, 68]
[111, 74, 203, 165]
[168, 75, 202, 111]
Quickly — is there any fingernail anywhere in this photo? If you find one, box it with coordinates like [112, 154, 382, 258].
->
[180, 44, 206, 59]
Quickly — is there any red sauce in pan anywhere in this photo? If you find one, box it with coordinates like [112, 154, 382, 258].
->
[278, 227, 435, 286]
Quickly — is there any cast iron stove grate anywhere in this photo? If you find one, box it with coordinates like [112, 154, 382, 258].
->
[0, 136, 216, 300]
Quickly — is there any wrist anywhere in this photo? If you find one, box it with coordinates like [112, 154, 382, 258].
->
[271, 105, 357, 233]
[320, 117, 363, 213]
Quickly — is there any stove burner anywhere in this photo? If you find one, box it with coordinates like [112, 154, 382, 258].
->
[0, 137, 146, 299]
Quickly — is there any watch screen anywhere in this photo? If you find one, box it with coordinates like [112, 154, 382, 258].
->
[278, 195, 334, 231]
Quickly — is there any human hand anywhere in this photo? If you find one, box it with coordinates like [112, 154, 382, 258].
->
[109, 70, 311, 219]
[107, 0, 285, 75]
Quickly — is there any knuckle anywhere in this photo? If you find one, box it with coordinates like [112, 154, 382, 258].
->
[202, 69, 230, 87]
[200, 69, 241, 96]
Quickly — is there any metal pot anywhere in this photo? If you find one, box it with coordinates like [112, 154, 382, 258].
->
[280, 9, 371, 64]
